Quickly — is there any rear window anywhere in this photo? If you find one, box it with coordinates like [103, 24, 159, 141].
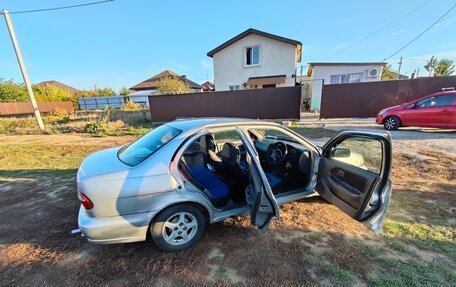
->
[118, 124, 182, 166]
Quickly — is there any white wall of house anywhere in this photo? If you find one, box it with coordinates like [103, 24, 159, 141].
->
[212, 34, 298, 91]
[310, 64, 383, 111]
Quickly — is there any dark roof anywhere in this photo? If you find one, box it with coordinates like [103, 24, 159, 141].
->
[309, 62, 386, 67]
[201, 81, 215, 91]
[130, 70, 202, 91]
[37, 80, 80, 93]
[207, 28, 302, 57]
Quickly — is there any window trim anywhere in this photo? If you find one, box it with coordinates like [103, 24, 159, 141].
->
[229, 84, 241, 91]
[244, 45, 261, 67]
[330, 72, 363, 84]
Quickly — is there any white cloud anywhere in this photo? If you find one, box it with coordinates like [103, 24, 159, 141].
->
[170, 60, 189, 70]
[201, 59, 211, 69]
[410, 50, 456, 61]
[436, 16, 456, 27]
[331, 36, 364, 51]
[391, 29, 405, 36]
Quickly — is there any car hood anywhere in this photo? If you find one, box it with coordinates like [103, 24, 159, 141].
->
[77, 146, 129, 179]
[378, 105, 402, 114]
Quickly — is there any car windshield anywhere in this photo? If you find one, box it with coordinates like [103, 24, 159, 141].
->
[118, 124, 182, 166]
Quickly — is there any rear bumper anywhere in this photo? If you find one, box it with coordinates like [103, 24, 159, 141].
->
[78, 206, 157, 244]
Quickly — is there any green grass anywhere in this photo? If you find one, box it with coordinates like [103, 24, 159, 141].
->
[368, 258, 456, 286]
[317, 261, 356, 287]
[381, 219, 456, 258]
[0, 144, 100, 171]
[389, 191, 452, 226]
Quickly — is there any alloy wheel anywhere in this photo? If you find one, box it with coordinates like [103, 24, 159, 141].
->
[161, 212, 198, 246]
[384, 117, 396, 130]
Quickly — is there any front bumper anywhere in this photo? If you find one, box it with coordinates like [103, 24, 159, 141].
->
[375, 114, 384, 124]
[78, 206, 158, 244]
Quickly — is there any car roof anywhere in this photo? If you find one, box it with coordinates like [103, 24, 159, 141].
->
[410, 90, 456, 103]
[166, 117, 279, 132]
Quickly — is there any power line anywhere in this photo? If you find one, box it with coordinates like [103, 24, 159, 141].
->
[0, 0, 114, 15]
[323, 0, 433, 60]
[383, 1, 456, 61]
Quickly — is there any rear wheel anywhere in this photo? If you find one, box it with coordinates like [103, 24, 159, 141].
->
[383, 116, 400, 130]
[151, 204, 205, 252]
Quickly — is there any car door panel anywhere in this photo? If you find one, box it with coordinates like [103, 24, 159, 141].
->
[318, 157, 379, 213]
[316, 131, 392, 233]
[235, 127, 279, 232]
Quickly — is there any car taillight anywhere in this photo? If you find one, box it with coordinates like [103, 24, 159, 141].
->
[78, 191, 94, 210]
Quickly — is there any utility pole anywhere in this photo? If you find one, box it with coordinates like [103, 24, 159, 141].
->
[300, 65, 303, 85]
[3, 9, 44, 131]
[397, 57, 403, 80]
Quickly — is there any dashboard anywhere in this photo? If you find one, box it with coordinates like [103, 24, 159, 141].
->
[254, 138, 309, 174]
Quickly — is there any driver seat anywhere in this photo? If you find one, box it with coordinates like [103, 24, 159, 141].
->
[265, 172, 281, 190]
[220, 142, 249, 185]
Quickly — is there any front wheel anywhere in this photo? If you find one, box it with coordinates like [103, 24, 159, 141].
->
[151, 204, 205, 252]
[383, 116, 400, 130]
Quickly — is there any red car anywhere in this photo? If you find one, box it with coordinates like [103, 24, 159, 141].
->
[376, 91, 456, 130]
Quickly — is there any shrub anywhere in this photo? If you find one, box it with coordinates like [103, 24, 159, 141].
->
[0, 78, 28, 102]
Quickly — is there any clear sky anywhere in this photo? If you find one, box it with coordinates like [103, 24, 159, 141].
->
[1, 0, 455, 90]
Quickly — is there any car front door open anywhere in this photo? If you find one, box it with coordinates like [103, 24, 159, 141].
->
[315, 131, 393, 233]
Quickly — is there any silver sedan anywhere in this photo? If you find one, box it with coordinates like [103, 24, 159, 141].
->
[77, 118, 392, 251]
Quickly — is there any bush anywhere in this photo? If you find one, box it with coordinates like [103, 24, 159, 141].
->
[121, 101, 142, 111]
[0, 78, 28, 102]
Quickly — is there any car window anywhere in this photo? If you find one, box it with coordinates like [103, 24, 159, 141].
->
[212, 129, 240, 141]
[416, 97, 437, 108]
[250, 128, 297, 143]
[330, 137, 383, 174]
[416, 95, 456, 108]
[118, 124, 182, 166]
[435, 95, 456, 106]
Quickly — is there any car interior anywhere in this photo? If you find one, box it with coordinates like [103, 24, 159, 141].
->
[178, 127, 313, 210]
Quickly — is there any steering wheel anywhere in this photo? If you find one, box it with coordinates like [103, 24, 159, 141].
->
[266, 141, 288, 165]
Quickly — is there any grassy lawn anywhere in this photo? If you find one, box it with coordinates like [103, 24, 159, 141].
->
[0, 131, 455, 286]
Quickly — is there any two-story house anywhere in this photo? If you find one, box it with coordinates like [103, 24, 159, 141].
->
[207, 28, 302, 91]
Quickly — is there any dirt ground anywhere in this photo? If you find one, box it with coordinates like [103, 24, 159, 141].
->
[0, 127, 455, 286]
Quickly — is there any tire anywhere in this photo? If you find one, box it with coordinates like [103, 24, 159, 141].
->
[383, 116, 400, 130]
[151, 204, 205, 252]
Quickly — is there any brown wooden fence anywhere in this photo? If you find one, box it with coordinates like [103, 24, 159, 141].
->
[148, 86, 301, 122]
[0, 101, 74, 116]
[320, 75, 456, 118]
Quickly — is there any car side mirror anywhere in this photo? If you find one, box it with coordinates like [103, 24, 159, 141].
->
[406, 104, 416, 109]
[331, 147, 351, 158]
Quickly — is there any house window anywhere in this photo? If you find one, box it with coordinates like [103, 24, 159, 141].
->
[330, 73, 363, 84]
[229, 85, 240, 91]
[245, 46, 260, 66]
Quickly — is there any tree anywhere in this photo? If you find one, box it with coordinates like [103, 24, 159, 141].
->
[434, 59, 455, 76]
[381, 65, 397, 80]
[424, 56, 438, 76]
[156, 77, 191, 94]
[0, 78, 28, 102]
[119, 86, 132, 96]
[96, 87, 116, 97]
[75, 90, 100, 98]
[32, 84, 74, 102]
[75, 88, 116, 98]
